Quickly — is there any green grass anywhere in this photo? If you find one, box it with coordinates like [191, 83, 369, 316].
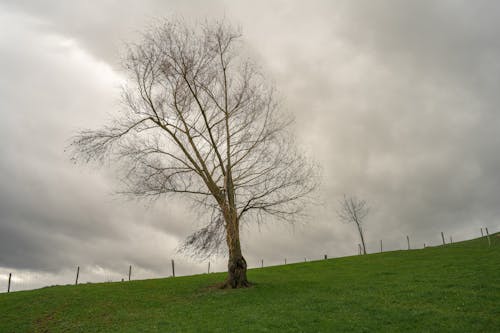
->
[1, 234, 499, 332]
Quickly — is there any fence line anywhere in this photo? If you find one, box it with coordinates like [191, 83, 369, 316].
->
[2, 226, 497, 293]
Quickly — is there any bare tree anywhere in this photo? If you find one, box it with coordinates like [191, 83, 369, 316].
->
[337, 195, 369, 255]
[70, 19, 318, 288]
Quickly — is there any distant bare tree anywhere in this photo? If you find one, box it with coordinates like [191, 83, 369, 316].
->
[70, 19, 318, 288]
[337, 195, 369, 255]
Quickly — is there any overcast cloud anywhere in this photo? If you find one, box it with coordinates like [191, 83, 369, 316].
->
[1, 0, 499, 291]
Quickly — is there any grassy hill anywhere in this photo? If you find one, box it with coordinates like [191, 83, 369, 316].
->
[1, 234, 499, 332]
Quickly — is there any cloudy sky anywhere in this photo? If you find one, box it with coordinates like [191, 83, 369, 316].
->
[1, 0, 499, 291]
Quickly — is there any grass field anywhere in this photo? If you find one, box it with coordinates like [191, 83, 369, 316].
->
[1, 234, 499, 332]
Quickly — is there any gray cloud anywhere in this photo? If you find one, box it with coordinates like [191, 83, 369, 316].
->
[1, 1, 499, 290]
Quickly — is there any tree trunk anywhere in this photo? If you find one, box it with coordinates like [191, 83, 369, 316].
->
[358, 225, 367, 255]
[222, 206, 250, 288]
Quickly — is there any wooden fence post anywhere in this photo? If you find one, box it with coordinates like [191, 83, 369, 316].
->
[380, 240, 383, 253]
[208, 262, 210, 274]
[424, 243, 426, 248]
[261, 259, 264, 268]
[441, 232, 445, 245]
[7, 273, 11, 293]
[75, 266, 80, 286]
[324, 254, 327, 260]
[171, 259, 175, 278]
[128, 265, 132, 281]
[284, 258, 287, 265]
[407, 235, 411, 250]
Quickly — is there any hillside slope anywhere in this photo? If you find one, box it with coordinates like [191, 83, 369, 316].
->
[1, 234, 499, 332]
